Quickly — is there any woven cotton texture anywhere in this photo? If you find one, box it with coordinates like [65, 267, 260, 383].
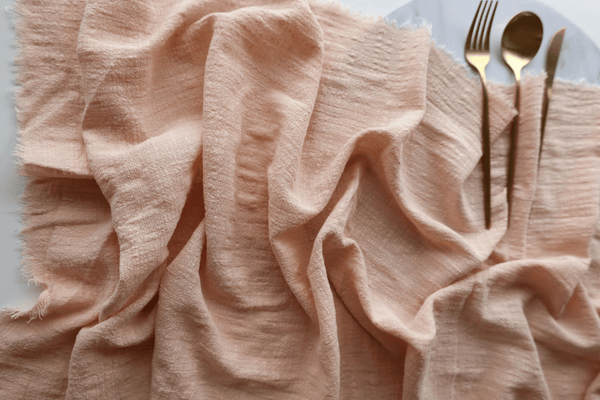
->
[1, 0, 600, 398]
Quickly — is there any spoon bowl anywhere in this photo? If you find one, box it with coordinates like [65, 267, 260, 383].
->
[502, 12, 544, 81]
[501, 11, 543, 210]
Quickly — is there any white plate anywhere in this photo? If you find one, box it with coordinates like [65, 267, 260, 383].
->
[386, 0, 600, 85]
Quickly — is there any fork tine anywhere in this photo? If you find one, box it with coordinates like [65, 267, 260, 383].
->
[483, 2, 498, 50]
[474, 1, 489, 50]
[465, 1, 483, 50]
[478, 1, 493, 50]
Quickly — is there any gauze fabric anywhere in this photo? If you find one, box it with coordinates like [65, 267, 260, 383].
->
[1, 0, 600, 399]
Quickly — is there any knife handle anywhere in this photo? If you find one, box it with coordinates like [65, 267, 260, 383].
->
[539, 87, 551, 165]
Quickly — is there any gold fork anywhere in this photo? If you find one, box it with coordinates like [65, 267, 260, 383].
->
[465, 0, 498, 230]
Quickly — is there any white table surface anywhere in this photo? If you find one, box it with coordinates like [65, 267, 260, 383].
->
[1, 0, 599, 310]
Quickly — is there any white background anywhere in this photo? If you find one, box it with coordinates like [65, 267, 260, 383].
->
[1, 0, 599, 310]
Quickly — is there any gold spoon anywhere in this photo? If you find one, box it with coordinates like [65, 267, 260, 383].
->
[501, 12, 543, 208]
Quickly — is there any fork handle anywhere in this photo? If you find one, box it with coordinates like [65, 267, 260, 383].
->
[481, 81, 492, 229]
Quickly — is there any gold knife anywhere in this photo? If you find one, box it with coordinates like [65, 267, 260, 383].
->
[539, 27, 566, 163]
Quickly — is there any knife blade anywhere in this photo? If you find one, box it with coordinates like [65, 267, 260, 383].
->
[539, 27, 566, 163]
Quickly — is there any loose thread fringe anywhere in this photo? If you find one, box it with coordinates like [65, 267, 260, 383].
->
[309, 0, 481, 87]
[6, 2, 27, 178]
[0, 0, 53, 323]
[312, 0, 432, 36]
[2, 287, 52, 323]
[0, 175, 54, 322]
[0, 179, 53, 323]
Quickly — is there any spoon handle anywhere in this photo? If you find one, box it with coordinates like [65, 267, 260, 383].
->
[507, 81, 520, 209]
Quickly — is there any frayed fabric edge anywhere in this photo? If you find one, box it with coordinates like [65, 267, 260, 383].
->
[554, 77, 600, 90]
[311, 0, 432, 36]
[0, 0, 53, 323]
[2, 286, 53, 323]
[309, 0, 486, 87]
[0, 177, 54, 322]
[6, 1, 28, 178]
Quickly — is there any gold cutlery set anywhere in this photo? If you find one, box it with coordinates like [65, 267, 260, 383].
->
[465, 0, 565, 229]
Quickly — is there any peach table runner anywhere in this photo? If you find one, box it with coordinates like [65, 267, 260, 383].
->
[1, 0, 600, 398]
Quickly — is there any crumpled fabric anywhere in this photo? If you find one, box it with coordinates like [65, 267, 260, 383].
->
[1, 0, 600, 398]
